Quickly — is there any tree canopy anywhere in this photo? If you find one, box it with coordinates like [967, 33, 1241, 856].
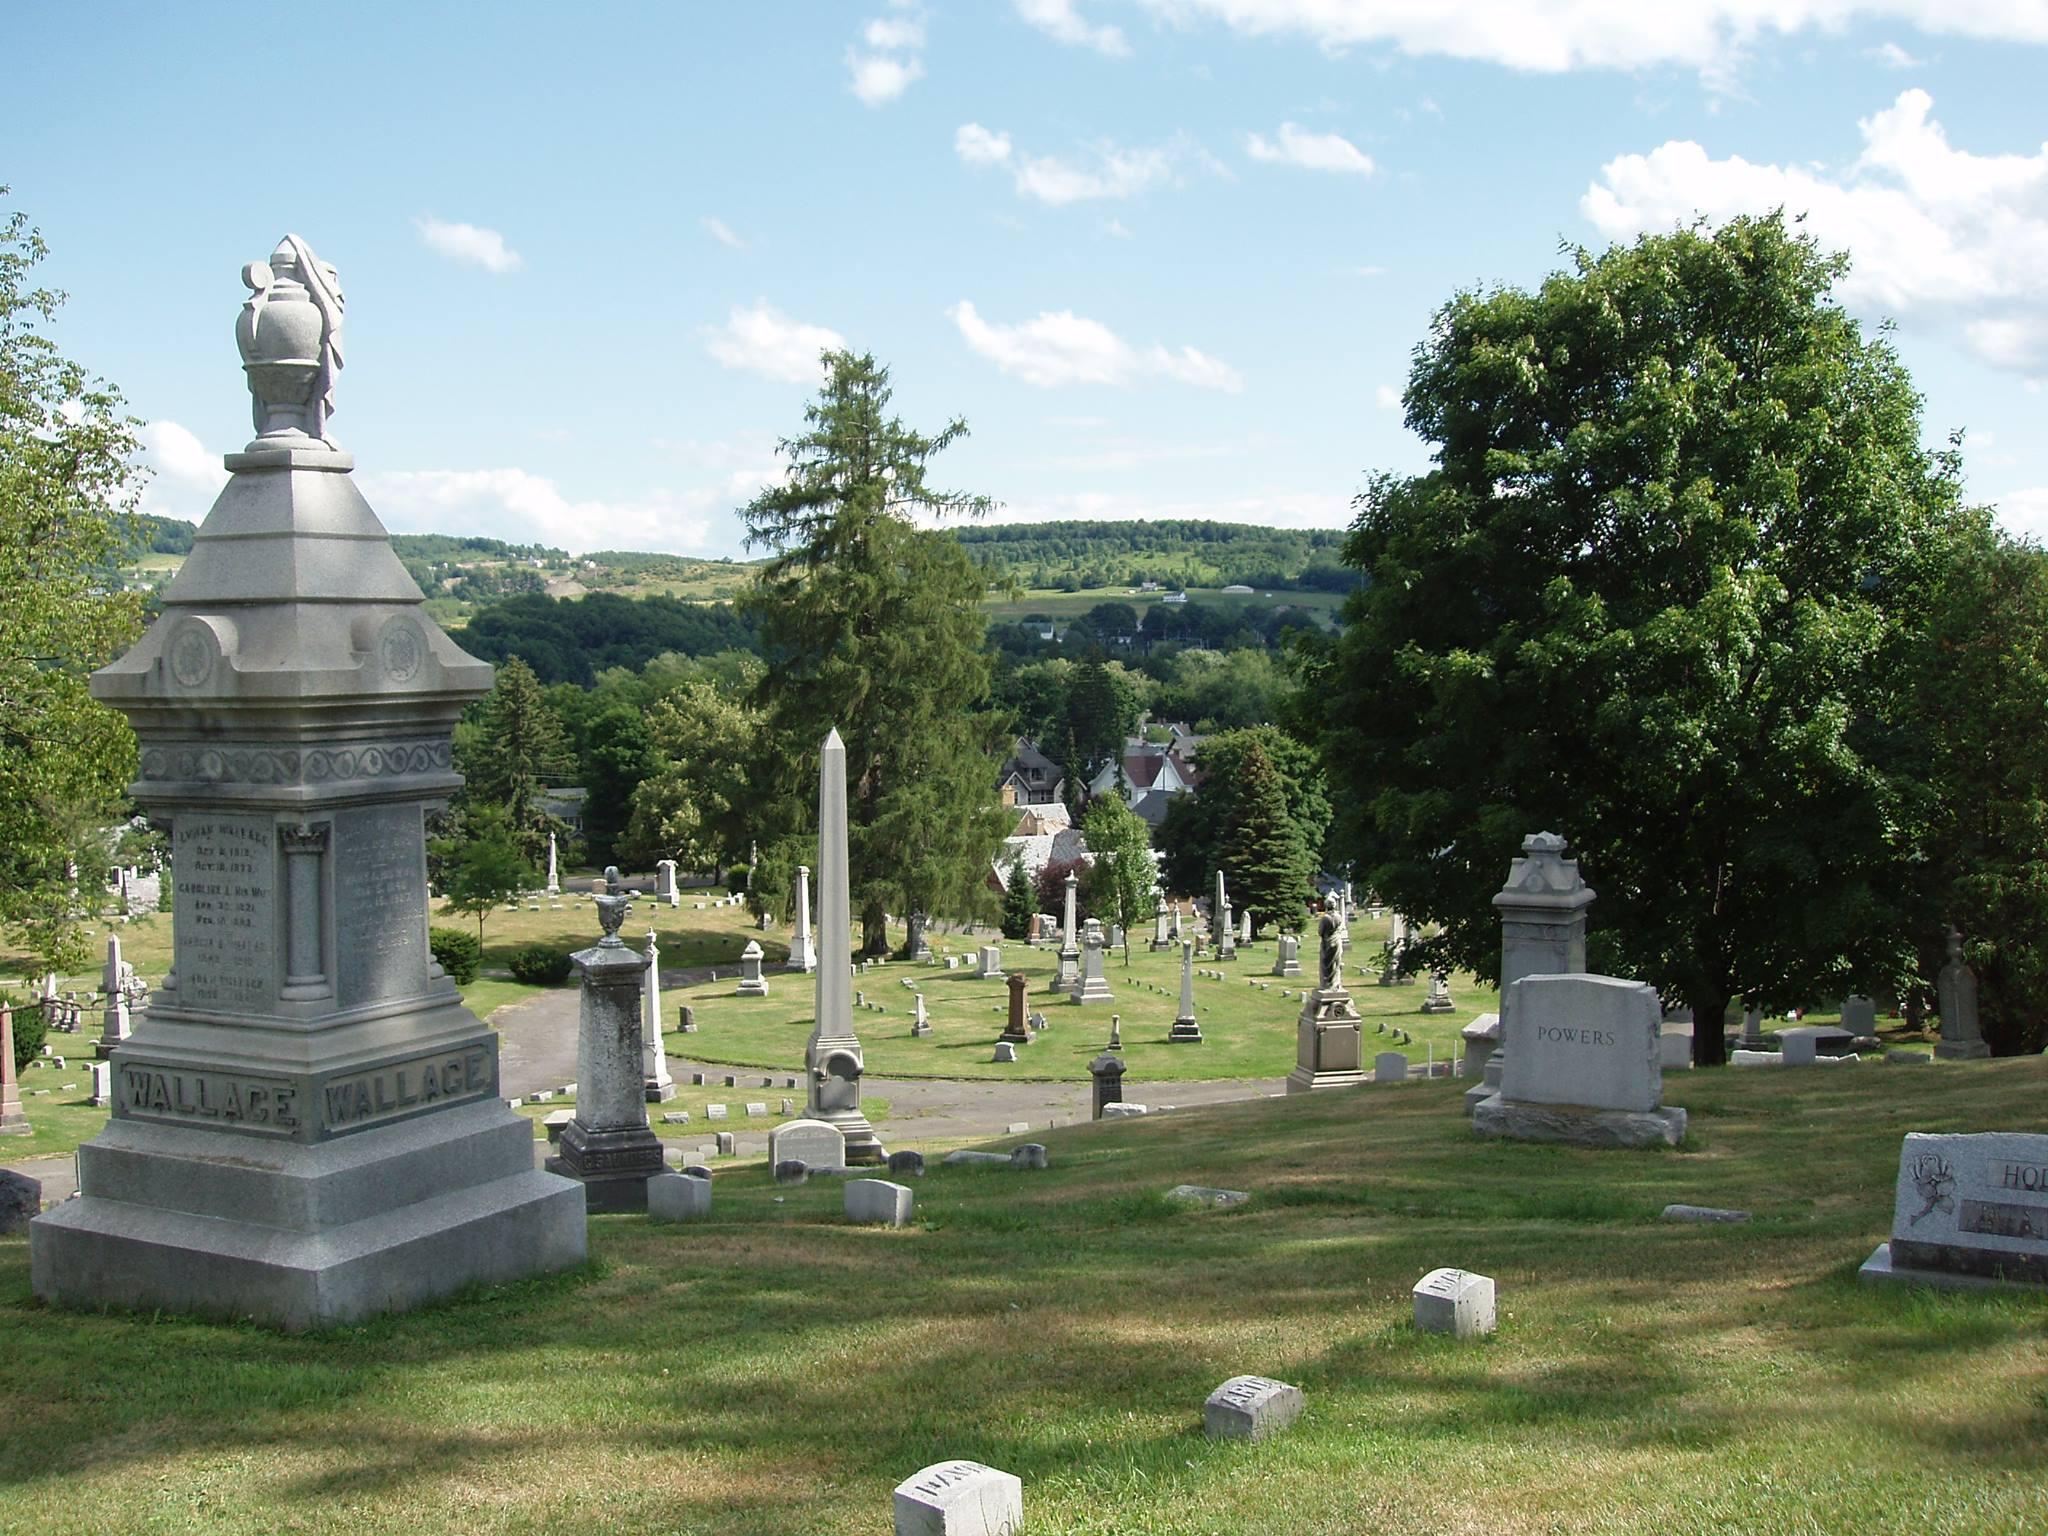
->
[0, 195, 144, 974]
[1155, 724, 1330, 903]
[456, 656, 573, 865]
[1302, 213, 1969, 1063]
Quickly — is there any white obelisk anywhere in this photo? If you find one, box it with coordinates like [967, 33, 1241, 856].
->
[804, 729, 881, 1162]
[789, 862, 817, 972]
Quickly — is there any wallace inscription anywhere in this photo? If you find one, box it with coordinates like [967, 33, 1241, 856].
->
[175, 817, 277, 1011]
[335, 804, 429, 1006]
[318, 1045, 494, 1133]
[119, 1062, 300, 1134]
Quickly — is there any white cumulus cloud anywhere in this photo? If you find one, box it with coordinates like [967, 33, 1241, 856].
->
[950, 300, 1243, 392]
[414, 217, 523, 274]
[956, 125, 1193, 204]
[848, 6, 926, 105]
[1374, 384, 1401, 410]
[1014, 0, 1131, 56]
[702, 216, 746, 249]
[1993, 485, 2048, 544]
[703, 302, 847, 383]
[1245, 122, 1375, 175]
[1133, 1, 2048, 77]
[135, 419, 229, 523]
[1582, 90, 2048, 371]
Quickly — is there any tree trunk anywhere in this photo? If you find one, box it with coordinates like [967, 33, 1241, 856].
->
[1690, 987, 1731, 1067]
[861, 899, 889, 957]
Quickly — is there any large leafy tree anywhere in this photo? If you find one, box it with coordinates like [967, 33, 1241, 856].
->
[620, 679, 757, 875]
[1896, 514, 2048, 1053]
[430, 803, 535, 947]
[1063, 652, 1137, 783]
[457, 655, 573, 865]
[0, 196, 144, 974]
[741, 350, 1009, 954]
[1155, 724, 1330, 900]
[1303, 214, 1965, 1065]
[1079, 792, 1155, 961]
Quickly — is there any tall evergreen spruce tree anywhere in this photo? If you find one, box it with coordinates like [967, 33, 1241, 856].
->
[458, 655, 573, 865]
[741, 351, 1009, 955]
[1219, 740, 1314, 938]
[1000, 859, 1036, 941]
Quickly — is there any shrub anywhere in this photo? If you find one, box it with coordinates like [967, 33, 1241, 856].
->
[725, 862, 750, 896]
[429, 926, 481, 985]
[507, 944, 575, 986]
[8, 997, 46, 1075]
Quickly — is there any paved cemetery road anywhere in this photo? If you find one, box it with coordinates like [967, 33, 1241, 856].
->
[3, 979, 1281, 1201]
[494, 977, 1285, 1144]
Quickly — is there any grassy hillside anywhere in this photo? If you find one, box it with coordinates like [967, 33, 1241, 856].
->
[2, 1053, 2043, 1533]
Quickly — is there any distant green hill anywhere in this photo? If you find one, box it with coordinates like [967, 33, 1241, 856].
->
[955, 519, 1359, 594]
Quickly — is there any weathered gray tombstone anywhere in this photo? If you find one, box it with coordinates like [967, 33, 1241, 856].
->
[992, 1041, 1018, 1064]
[768, 1116, 847, 1173]
[1780, 1030, 1819, 1067]
[1420, 969, 1454, 1014]
[655, 859, 679, 907]
[714, 1130, 736, 1157]
[1150, 900, 1173, 951]
[911, 993, 931, 1037]
[845, 1177, 913, 1227]
[30, 237, 585, 1329]
[643, 930, 675, 1102]
[1862, 1132, 2048, 1291]
[887, 1149, 926, 1178]
[1285, 894, 1365, 1093]
[0, 1006, 27, 1134]
[735, 939, 769, 998]
[1375, 1051, 1408, 1083]
[547, 873, 667, 1212]
[1071, 919, 1114, 1005]
[1168, 939, 1203, 1043]
[1461, 1012, 1502, 1113]
[87, 1060, 112, 1108]
[676, 1002, 696, 1034]
[1412, 1267, 1497, 1337]
[1481, 831, 1595, 1094]
[891, 1460, 1022, 1536]
[1214, 872, 1237, 962]
[977, 944, 1003, 979]
[1090, 1050, 1126, 1118]
[1841, 995, 1878, 1037]
[805, 730, 882, 1163]
[788, 863, 817, 972]
[1271, 934, 1302, 978]
[1473, 973, 1686, 1148]
[1203, 1375, 1304, 1440]
[646, 1170, 712, 1222]
[0, 1169, 41, 1236]
[96, 934, 131, 1058]
[1935, 929, 1991, 1060]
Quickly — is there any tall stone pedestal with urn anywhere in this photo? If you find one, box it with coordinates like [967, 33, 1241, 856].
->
[29, 236, 586, 1331]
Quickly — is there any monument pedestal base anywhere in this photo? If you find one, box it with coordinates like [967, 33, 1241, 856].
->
[546, 1118, 666, 1213]
[645, 1076, 677, 1104]
[1286, 990, 1365, 1093]
[1859, 1242, 2048, 1293]
[1168, 1018, 1203, 1043]
[1935, 1040, 1992, 1060]
[1471, 1093, 1686, 1149]
[31, 1100, 586, 1332]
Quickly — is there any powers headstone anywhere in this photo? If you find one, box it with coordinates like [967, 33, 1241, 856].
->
[1473, 972, 1685, 1148]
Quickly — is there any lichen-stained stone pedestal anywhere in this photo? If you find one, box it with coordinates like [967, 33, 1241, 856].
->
[29, 235, 585, 1330]
[1285, 895, 1365, 1092]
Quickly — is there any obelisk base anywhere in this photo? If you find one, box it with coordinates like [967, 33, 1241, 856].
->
[545, 1118, 666, 1213]
[31, 1100, 586, 1332]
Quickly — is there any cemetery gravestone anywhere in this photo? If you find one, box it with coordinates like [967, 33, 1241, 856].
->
[845, 1178, 914, 1227]
[1375, 1051, 1408, 1083]
[1055, 872, 1081, 991]
[1412, 1267, 1497, 1337]
[805, 730, 883, 1163]
[788, 862, 817, 971]
[30, 236, 584, 1329]
[1862, 1132, 2048, 1291]
[768, 1117, 847, 1173]
[978, 944, 1003, 979]
[1090, 1050, 1126, 1118]
[1841, 995, 1878, 1037]
[1286, 894, 1366, 1093]
[1203, 1376, 1304, 1441]
[96, 934, 131, 1058]
[736, 940, 770, 998]
[643, 931, 675, 1102]
[1071, 918, 1114, 1005]
[1168, 939, 1202, 1043]
[1935, 929, 1991, 1060]
[647, 1170, 713, 1221]
[0, 1170, 41, 1236]
[891, 1460, 1022, 1536]
[1474, 973, 1686, 1148]
[0, 1007, 27, 1134]
[1000, 973, 1034, 1044]
[1271, 934, 1302, 978]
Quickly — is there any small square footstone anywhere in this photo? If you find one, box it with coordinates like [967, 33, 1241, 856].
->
[1863, 1131, 2048, 1291]
[660, 1111, 691, 1125]
[992, 1042, 1018, 1063]
[1662, 1204, 1751, 1223]
[1412, 1267, 1496, 1337]
[1006, 1121, 1030, 1134]
[715, 1132, 736, 1157]
[706, 1104, 728, 1120]
[745, 1102, 768, 1117]
[646, 1171, 712, 1223]
[682, 1164, 713, 1181]
[887, 1149, 926, 1178]
[1167, 1184, 1248, 1208]
[775, 1160, 810, 1186]
[1202, 1375, 1304, 1441]
[845, 1178, 914, 1227]
[892, 1459, 1022, 1536]
[944, 1150, 1014, 1167]
[1010, 1144, 1048, 1170]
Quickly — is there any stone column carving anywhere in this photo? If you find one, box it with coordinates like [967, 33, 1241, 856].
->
[280, 821, 331, 1000]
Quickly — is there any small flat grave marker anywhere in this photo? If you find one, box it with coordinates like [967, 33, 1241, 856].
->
[1202, 1375, 1304, 1441]
[1166, 1184, 1247, 1208]
[891, 1459, 1022, 1536]
[1412, 1266, 1497, 1337]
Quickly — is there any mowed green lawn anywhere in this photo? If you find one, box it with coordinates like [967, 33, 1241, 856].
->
[674, 917, 1497, 1083]
[2, 1054, 2045, 1534]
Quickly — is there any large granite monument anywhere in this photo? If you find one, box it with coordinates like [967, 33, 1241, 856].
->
[1934, 929, 1991, 1061]
[30, 236, 585, 1328]
[805, 730, 883, 1164]
[1467, 831, 1595, 1110]
[1473, 972, 1687, 1148]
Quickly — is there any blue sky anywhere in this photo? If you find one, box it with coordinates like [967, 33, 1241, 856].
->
[12, 1, 2048, 554]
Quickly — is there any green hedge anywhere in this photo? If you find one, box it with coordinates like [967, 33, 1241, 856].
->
[429, 927, 481, 985]
[507, 944, 575, 986]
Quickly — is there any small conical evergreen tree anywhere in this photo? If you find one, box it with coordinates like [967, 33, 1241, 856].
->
[1000, 860, 1036, 940]
[1220, 740, 1314, 938]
